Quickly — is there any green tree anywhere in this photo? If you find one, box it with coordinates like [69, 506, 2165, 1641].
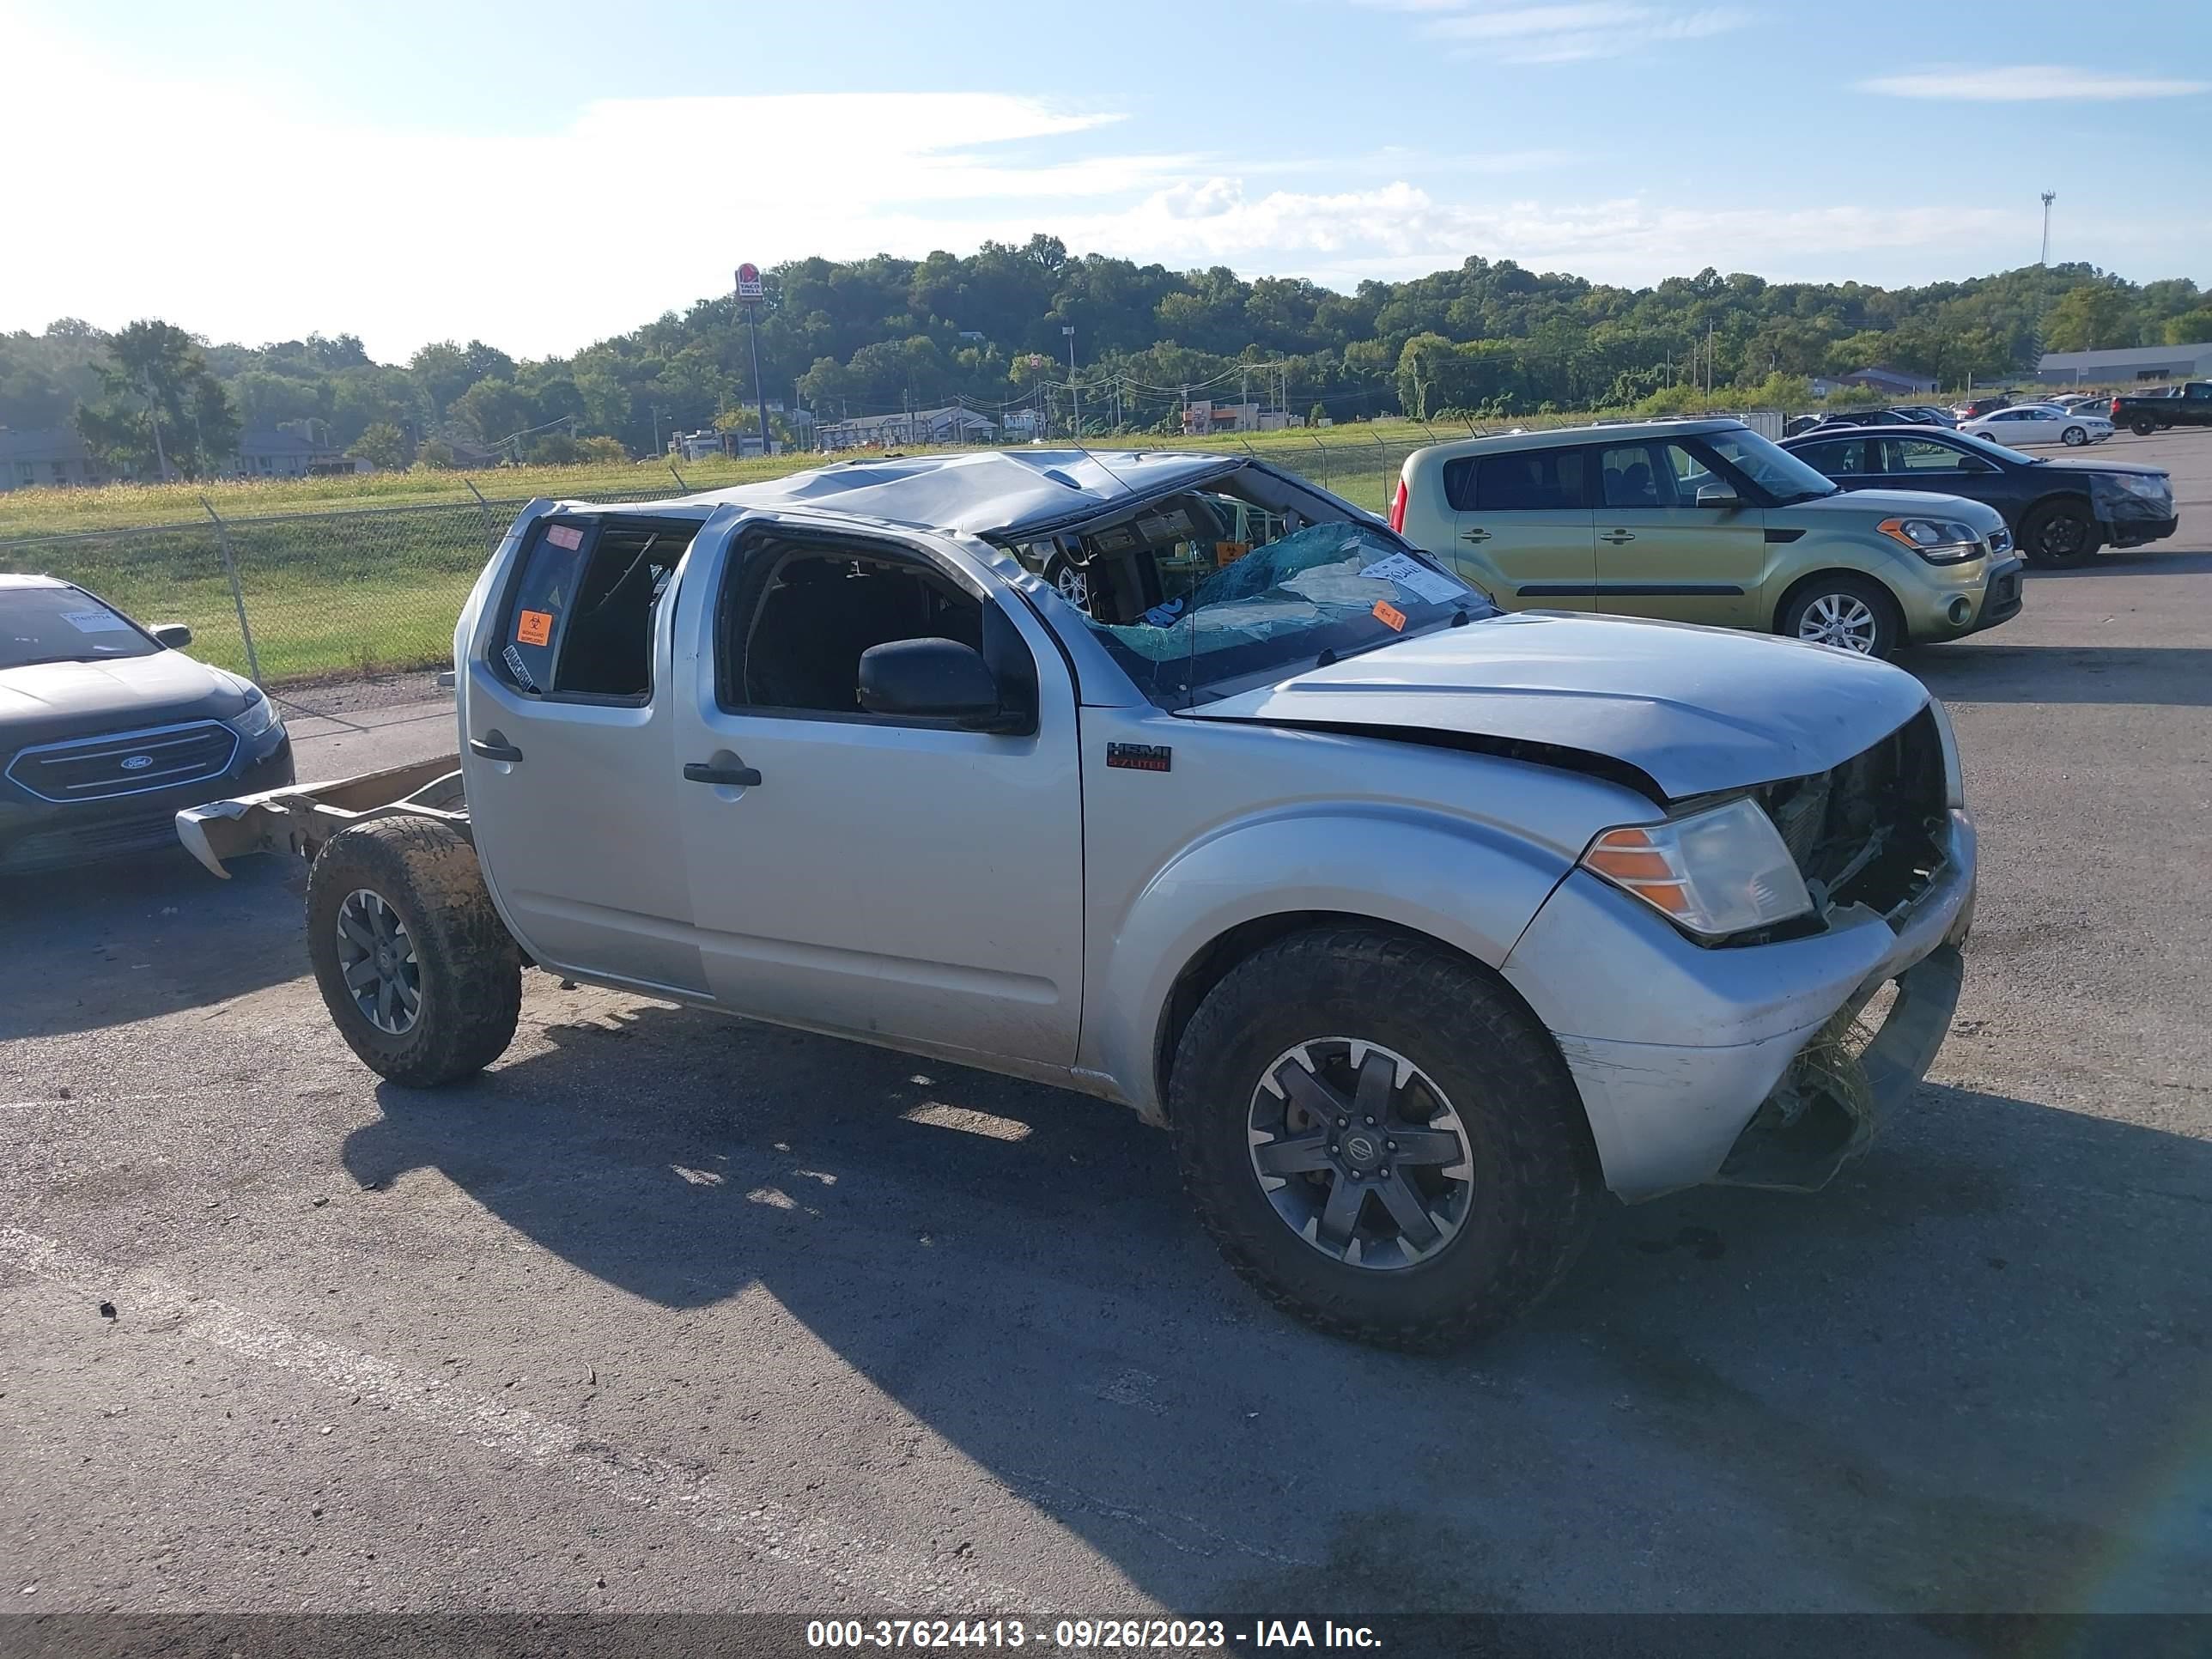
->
[72, 319, 238, 479]
[346, 422, 411, 470]
[2160, 308, 2212, 346]
[2040, 283, 2140, 353]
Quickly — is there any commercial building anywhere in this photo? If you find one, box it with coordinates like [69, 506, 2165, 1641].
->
[2035, 342, 2212, 386]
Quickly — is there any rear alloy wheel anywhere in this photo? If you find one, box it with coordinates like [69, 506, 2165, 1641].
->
[2062, 425, 2088, 447]
[1170, 927, 1599, 1350]
[1781, 576, 1899, 657]
[2021, 499, 2097, 568]
[2130, 418, 2157, 437]
[306, 817, 522, 1086]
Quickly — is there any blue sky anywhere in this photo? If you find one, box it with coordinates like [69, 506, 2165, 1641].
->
[3, 0, 2207, 361]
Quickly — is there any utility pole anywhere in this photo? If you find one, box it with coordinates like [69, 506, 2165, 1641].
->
[2039, 191, 2057, 265]
[1062, 325, 1079, 437]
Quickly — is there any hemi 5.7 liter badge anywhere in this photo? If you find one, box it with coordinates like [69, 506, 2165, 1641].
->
[1106, 742, 1172, 773]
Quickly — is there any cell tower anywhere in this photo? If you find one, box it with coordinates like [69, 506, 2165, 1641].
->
[2040, 191, 2057, 265]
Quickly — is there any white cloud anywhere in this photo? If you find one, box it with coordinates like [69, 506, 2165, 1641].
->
[1051, 179, 2026, 283]
[1417, 2, 1748, 62]
[1860, 65, 2210, 100]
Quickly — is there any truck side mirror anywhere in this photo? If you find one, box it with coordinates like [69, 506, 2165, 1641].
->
[150, 623, 193, 648]
[858, 637, 1023, 731]
[1695, 484, 1743, 508]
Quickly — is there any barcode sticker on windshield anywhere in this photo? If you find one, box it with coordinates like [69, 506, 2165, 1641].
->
[61, 610, 132, 634]
[1359, 552, 1468, 605]
[1372, 599, 1407, 632]
[544, 524, 584, 550]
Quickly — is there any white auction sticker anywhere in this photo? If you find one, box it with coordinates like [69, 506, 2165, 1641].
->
[1358, 552, 1468, 605]
[61, 610, 132, 634]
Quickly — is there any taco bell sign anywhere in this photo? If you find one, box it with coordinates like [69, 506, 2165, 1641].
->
[735, 263, 763, 301]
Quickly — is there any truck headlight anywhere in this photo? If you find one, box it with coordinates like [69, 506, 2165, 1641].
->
[226, 687, 280, 740]
[1876, 516, 1984, 564]
[1581, 797, 1813, 940]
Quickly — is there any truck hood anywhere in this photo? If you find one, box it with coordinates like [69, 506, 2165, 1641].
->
[0, 651, 254, 750]
[1182, 611, 1929, 800]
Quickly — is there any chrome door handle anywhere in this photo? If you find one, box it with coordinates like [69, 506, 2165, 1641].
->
[684, 762, 762, 787]
[1599, 532, 1636, 544]
[1461, 528, 1491, 543]
[469, 738, 523, 763]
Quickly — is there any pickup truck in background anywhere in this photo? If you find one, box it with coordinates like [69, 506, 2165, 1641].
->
[2109, 382, 2212, 435]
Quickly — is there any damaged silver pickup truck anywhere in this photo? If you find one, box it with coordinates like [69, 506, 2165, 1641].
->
[179, 448, 1975, 1349]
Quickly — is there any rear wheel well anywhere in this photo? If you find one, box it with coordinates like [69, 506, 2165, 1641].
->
[1773, 567, 1903, 637]
[1152, 912, 1565, 1124]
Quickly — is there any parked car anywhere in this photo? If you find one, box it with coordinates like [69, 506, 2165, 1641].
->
[1389, 417, 2021, 658]
[1781, 425, 2178, 566]
[175, 448, 1978, 1350]
[1891, 404, 1960, 428]
[1961, 403, 2113, 447]
[1806, 408, 1925, 429]
[1954, 394, 2013, 421]
[2107, 381, 2212, 435]
[0, 574, 293, 874]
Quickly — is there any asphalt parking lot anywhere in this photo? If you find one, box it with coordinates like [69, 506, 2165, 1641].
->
[3, 431, 2209, 1628]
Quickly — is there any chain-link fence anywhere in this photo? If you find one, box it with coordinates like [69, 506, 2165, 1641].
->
[0, 417, 1782, 690]
[0, 484, 681, 688]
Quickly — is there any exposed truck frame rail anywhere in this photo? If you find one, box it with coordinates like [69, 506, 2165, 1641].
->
[177, 756, 466, 878]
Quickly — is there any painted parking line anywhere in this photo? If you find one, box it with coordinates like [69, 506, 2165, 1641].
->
[0, 1224, 1026, 1613]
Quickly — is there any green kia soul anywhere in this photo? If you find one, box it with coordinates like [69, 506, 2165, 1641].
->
[1389, 417, 2024, 658]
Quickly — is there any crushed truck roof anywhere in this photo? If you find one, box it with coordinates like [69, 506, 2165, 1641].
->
[582, 447, 1250, 540]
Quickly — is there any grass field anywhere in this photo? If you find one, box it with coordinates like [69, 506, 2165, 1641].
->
[0, 416, 1527, 684]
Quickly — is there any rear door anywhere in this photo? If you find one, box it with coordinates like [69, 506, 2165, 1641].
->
[459, 505, 708, 994]
[1591, 438, 1767, 628]
[1446, 447, 1596, 611]
[1785, 432, 1883, 490]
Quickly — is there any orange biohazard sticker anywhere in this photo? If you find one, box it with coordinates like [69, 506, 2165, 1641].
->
[1214, 540, 1251, 567]
[1372, 599, 1407, 632]
[516, 609, 554, 647]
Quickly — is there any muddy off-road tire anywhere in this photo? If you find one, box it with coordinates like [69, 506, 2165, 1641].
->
[305, 817, 521, 1087]
[1169, 927, 1600, 1351]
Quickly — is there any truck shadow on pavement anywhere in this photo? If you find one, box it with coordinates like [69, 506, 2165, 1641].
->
[0, 850, 307, 1037]
[340, 998, 2212, 1616]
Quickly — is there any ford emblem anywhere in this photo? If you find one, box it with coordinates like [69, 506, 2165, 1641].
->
[119, 754, 155, 771]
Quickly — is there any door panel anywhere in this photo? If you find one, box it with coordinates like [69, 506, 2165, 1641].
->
[459, 509, 707, 993]
[672, 524, 1085, 1068]
[1448, 447, 1595, 611]
[1591, 441, 1767, 628]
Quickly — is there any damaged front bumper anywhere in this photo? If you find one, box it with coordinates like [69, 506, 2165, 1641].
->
[1503, 809, 1975, 1201]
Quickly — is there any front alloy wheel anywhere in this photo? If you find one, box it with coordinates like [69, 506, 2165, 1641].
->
[336, 887, 421, 1034]
[1796, 592, 1881, 653]
[1248, 1039, 1475, 1269]
[2062, 425, 2088, 447]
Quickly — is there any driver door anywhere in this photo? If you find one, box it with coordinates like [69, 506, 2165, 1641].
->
[669, 516, 1085, 1070]
[1591, 439, 1766, 629]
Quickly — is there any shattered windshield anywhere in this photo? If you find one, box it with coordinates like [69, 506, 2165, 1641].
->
[1056, 495, 1491, 710]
